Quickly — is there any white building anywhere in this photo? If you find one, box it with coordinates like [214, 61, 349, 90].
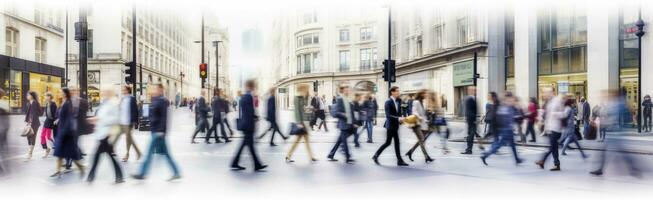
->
[0, 1, 65, 113]
[64, 1, 226, 105]
[268, 5, 389, 110]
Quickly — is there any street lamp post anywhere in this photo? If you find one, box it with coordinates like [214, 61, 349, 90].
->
[75, 4, 89, 99]
[180, 72, 185, 100]
[213, 41, 222, 92]
[636, 6, 646, 133]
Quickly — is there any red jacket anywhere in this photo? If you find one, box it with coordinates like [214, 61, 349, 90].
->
[527, 102, 538, 122]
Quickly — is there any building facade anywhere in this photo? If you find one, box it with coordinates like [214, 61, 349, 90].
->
[65, 2, 217, 106]
[268, 6, 389, 110]
[0, 1, 65, 113]
[269, 2, 652, 124]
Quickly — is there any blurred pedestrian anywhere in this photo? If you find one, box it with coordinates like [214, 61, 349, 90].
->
[327, 85, 357, 163]
[208, 89, 232, 143]
[285, 84, 317, 163]
[40, 92, 57, 158]
[524, 97, 539, 142]
[223, 97, 235, 137]
[514, 97, 526, 143]
[405, 89, 434, 163]
[132, 84, 181, 181]
[359, 94, 377, 143]
[579, 97, 591, 138]
[535, 88, 564, 171]
[113, 86, 141, 162]
[480, 92, 523, 165]
[462, 86, 478, 154]
[259, 87, 286, 146]
[24, 91, 41, 161]
[86, 89, 124, 183]
[426, 91, 450, 154]
[0, 89, 10, 174]
[643, 95, 652, 132]
[481, 92, 500, 147]
[350, 93, 364, 147]
[191, 90, 210, 144]
[591, 90, 642, 177]
[560, 97, 588, 159]
[310, 93, 328, 132]
[231, 80, 267, 171]
[51, 88, 85, 178]
[373, 86, 409, 166]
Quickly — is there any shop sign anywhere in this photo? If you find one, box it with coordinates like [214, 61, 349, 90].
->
[558, 81, 569, 94]
[452, 60, 474, 87]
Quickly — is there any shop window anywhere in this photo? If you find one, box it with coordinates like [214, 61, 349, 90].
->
[9, 70, 22, 109]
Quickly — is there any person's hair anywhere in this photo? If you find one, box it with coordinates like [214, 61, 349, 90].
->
[389, 86, 399, 93]
[529, 97, 538, 106]
[28, 91, 39, 102]
[564, 98, 575, 107]
[245, 79, 257, 89]
[339, 85, 349, 93]
[489, 92, 499, 104]
[124, 85, 132, 94]
[62, 87, 72, 100]
[645, 95, 651, 99]
[415, 89, 427, 104]
[45, 92, 53, 99]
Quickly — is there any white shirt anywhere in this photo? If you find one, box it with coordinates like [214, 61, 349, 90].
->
[120, 96, 132, 125]
[95, 99, 120, 140]
[390, 97, 399, 112]
[544, 96, 565, 133]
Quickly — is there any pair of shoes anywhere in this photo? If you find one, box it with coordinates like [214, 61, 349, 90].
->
[327, 156, 338, 162]
[254, 165, 268, 171]
[354, 144, 360, 148]
[131, 174, 145, 180]
[270, 143, 277, 146]
[115, 178, 125, 183]
[285, 157, 295, 163]
[50, 172, 62, 178]
[345, 159, 356, 164]
[372, 155, 380, 165]
[561, 152, 567, 156]
[528, 140, 536, 142]
[550, 165, 561, 171]
[230, 165, 246, 171]
[535, 160, 545, 169]
[425, 157, 434, 163]
[397, 161, 409, 166]
[366, 140, 373, 143]
[167, 175, 181, 181]
[405, 152, 414, 162]
[311, 158, 319, 162]
[460, 151, 473, 155]
[515, 159, 523, 165]
[590, 170, 603, 176]
[480, 156, 488, 166]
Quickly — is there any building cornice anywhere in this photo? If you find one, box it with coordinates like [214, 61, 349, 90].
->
[2, 12, 65, 37]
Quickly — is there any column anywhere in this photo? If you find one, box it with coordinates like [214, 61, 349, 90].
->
[513, 1, 538, 100]
[586, 3, 619, 105]
[641, 3, 653, 101]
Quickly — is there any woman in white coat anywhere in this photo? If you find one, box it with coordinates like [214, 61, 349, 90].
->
[405, 89, 434, 163]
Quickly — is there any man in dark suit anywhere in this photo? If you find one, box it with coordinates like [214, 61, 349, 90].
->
[462, 86, 478, 154]
[191, 90, 210, 144]
[132, 84, 181, 181]
[258, 87, 287, 146]
[207, 89, 231, 143]
[231, 80, 267, 171]
[373, 86, 409, 166]
[327, 85, 356, 163]
[580, 97, 591, 138]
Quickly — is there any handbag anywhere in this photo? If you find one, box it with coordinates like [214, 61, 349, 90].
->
[288, 122, 306, 135]
[21, 123, 35, 137]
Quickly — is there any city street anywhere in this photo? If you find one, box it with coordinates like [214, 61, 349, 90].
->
[0, 108, 651, 200]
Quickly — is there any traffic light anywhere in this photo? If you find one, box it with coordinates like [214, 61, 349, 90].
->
[382, 59, 396, 83]
[124, 61, 135, 84]
[199, 63, 208, 88]
[313, 81, 318, 92]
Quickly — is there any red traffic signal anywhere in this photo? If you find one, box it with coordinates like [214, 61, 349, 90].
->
[199, 63, 208, 78]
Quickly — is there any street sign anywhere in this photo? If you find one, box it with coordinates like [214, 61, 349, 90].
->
[452, 60, 474, 87]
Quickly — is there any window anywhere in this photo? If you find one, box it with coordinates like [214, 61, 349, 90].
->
[360, 48, 372, 70]
[35, 38, 47, 63]
[339, 50, 350, 71]
[302, 11, 317, 25]
[296, 52, 319, 74]
[538, 7, 587, 75]
[87, 29, 94, 58]
[297, 33, 319, 47]
[372, 48, 378, 68]
[619, 6, 640, 69]
[433, 25, 444, 51]
[360, 27, 374, 41]
[339, 29, 349, 42]
[416, 36, 423, 57]
[5, 28, 19, 57]
[457, 17, 469, 45]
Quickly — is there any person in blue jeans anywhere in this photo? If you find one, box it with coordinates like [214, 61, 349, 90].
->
[480, 92, 522, 165]
[132, 84, 181, 181]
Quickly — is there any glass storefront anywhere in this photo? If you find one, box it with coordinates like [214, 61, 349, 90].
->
[537, 5, 587, 101]
[619, 4, 641, 127]
[28, 72, 62, 106]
